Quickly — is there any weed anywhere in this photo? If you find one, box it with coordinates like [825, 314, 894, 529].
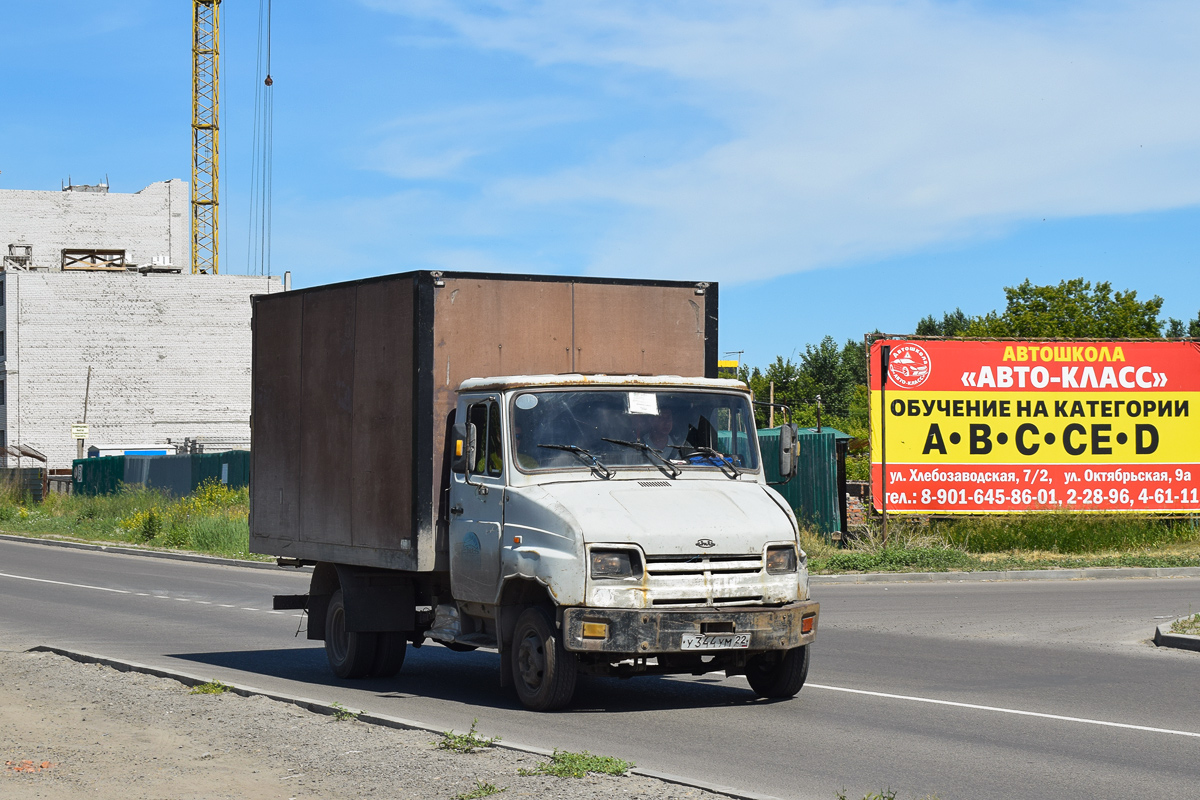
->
[834, 790, 898, 800]
[0, 482, 261, 561]
[438, 719, 501, 753]
[330, 702, 359, 721]
[157, 521, 190, 549]
[517, 749, 633, 778]
[189, 680, 230, 695]
[454, 780, 506, 799]
[1170, 613, 1200, 636]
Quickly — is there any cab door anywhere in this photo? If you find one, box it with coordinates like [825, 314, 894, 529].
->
[448, 395, 505, 603]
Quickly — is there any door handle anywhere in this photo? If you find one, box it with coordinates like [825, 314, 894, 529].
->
[450, 503, 463, 516]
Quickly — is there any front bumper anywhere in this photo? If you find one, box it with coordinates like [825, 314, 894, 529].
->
[562, 600, 819, 654]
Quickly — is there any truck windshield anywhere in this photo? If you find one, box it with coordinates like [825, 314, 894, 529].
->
[510, 389, 759, 474]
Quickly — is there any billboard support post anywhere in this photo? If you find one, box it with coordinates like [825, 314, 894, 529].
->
[880, 345, 890, 545]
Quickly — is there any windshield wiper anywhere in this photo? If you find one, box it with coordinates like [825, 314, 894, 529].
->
[601, 438, 682, 479]
[538, 444, 614, 479]
[686, 446, 742, 479]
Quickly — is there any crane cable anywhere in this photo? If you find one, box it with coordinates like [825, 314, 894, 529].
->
[247, 0, 273, 276]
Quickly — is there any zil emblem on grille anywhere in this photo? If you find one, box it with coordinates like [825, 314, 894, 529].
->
[695, 538, 716, 549]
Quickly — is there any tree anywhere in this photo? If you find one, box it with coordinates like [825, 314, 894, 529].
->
[964, 278, 1163, 338]
[915, 308, 970, 337]
[1165, 311, 1200, 338]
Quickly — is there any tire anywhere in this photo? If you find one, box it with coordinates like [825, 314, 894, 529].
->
[510, 606, 578, 711]
[370, 632, 407, 678]
[745, 645, 809, 699]
[324, 588, 378, 679]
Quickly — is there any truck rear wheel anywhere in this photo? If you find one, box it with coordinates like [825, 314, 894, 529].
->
[511, 606, 577, 711]
[325, 588, 378, 679]
[370, 632, 407, 678]
[745, 645, 809, 699]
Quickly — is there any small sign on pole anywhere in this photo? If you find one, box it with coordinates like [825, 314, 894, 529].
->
[71, 423, 89, 440]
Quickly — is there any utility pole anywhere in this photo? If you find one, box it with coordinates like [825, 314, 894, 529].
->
[74, 366, 92, 461]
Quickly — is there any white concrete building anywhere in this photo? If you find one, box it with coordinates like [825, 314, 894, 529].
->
[0, 179, 283, 468]
[0, 271, 282, 468]
[0, 180, 189, 272]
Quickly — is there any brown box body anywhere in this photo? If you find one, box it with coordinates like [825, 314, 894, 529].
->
[250, 271, 718, 572]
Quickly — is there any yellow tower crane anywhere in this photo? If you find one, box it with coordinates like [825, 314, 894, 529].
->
[192, 0, 220, 275]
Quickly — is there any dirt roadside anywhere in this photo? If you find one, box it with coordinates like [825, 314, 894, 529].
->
[0, 649, 723, 800]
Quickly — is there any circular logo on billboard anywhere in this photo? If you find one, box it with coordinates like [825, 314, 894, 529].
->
[888, 343, 931, 388]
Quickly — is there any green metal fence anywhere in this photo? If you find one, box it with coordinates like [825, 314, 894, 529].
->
[72, 456, 127, 497]
[759, 427, 844, 537]
[72, 451, 250, 497]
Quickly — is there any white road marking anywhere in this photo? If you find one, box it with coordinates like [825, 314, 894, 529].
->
[0, 572, 276, 617]
[0, 572, 131, 594]
[808, 683, 1200, 738]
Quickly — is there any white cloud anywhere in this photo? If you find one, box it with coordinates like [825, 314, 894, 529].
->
[357, 0, 1200, 283]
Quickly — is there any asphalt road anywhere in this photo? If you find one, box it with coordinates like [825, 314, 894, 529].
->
[1, 536, 1197, 800]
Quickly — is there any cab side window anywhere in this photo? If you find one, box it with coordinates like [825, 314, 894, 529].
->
[467, 399, 504, 478]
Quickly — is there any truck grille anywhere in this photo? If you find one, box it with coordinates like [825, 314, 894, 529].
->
[645, 554, 763, 576]
[642, 553, 767, 607]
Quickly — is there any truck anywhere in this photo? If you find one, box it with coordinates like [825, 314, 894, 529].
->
[250, 270, 819, 711]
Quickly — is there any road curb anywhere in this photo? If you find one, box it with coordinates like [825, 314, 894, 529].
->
[26, 645, 781, 800]
[1154, 620, 1200, 653]
[812, 565, 1200, 585]
[0, 532, 305, 572]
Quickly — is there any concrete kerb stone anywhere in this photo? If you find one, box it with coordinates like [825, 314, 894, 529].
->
[0, 532, 307, 572]
[1154, 620, 1200, 653]
[26, 645, 782, 800]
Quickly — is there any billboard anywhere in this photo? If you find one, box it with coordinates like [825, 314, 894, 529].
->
[869, 339, 1200, 513]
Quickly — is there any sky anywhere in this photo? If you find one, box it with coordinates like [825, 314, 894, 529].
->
[2, 0, 1198, 369]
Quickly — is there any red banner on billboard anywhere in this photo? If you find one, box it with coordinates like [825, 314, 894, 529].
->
[869, 339, 1200, 513]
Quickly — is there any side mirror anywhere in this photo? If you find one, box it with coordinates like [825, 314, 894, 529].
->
[451, 422, 478, 475]
[778, 423, 799, 481]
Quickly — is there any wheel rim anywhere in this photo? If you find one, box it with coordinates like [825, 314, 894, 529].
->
[516, 630, 546, 691]
[328, 604, 348, 663]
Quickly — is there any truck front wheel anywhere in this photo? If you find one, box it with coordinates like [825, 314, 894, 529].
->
[325, 588, 378, 679]
[511, 606, 578, 711]
[745, 645, 809, 699]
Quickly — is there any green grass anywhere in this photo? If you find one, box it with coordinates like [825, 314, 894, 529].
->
[517, 749, 633, 779]
[188, 680, 231, 695]
[438, 719, 501, 753]
[0, 479, 263, 560]
[454, 780, 506, 799]
[935, 512, 1198, 554]
[1170, 613, 1200, 636]
[804, 513, 1200, 575]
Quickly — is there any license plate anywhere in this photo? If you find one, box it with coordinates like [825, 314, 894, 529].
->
[680, 633, 751, 650]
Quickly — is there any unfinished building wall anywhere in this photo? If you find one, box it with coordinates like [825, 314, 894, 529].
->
[0, 180, 189, 271]
[0, 272, 282, 468]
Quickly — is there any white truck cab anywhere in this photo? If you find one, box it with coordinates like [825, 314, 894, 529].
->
[440, 375, 819, 709]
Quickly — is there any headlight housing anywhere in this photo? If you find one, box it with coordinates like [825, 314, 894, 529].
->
[590, 548, 642, 579]
[765, 545, 798, 574]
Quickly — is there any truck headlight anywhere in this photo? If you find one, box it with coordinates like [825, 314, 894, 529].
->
[590, 549, 642, 579]
[766, 546, 798, 574]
